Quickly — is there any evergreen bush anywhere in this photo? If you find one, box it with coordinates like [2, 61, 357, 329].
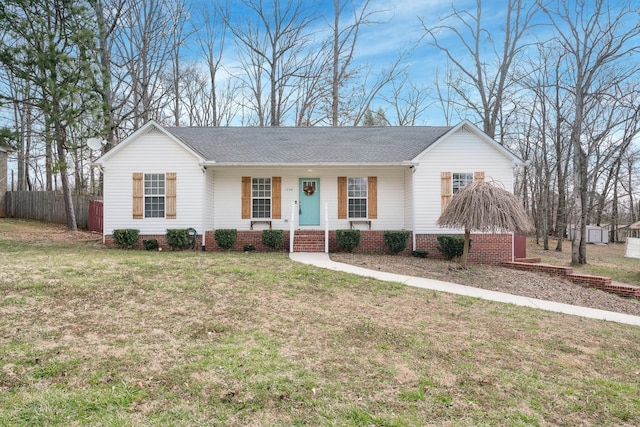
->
[412, 250, 429, 258]
[215, 229, 237, 250]
[336, 229, 361, 252]
[166, 229, 190, 250]
[383, 230, 410, 254]
[112, 229, 139, 249]
[143, 239, 159, 251]
[437, 235, 469, 260]
[262, 229, 284, 250]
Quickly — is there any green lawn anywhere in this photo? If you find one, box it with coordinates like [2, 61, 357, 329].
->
[1, 220, 639, 426]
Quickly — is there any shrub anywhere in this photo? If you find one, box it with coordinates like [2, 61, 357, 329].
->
[166, 229, 190, 250]
[143, 239, 159, 251]
[262, 229, 284, 250]
[437, 235, 469, 260]
[215, 229, 237, 250]
[336, 229, 361, 252]
[243, 244, 256, 252]
[412, 250, 428, 258]
[384, 230, 410, 254]
[112, 229, 139, 249]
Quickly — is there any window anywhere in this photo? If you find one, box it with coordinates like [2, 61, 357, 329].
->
[452, 172, 473, 194]
[145, 173, 165, 218]
[348, 177, 367, 218]
[252, 177, 271, 218]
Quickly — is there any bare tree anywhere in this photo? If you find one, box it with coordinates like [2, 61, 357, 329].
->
[225, 0, 316, 126]
[113, 0, 180, 128]
[542, 0, 640, 264]
[420, 0, 540, 139]
[382, 75, 432, 126]
[438, 181, 533, 268]
[197, 2, 227, 126]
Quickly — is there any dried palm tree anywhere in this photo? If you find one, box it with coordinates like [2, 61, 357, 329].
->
[437, 180, 533, 268]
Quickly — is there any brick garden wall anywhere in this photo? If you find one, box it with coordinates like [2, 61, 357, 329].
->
[416, 233, 513, 264]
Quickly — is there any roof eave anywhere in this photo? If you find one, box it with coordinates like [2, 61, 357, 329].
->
[201, 161, 418, 167]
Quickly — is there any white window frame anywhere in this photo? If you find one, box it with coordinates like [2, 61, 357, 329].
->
[347, 177, 368, 218]
[144, 173, 166, 218]
[252, 177, 272, 218]
[452, 172, 473, 195]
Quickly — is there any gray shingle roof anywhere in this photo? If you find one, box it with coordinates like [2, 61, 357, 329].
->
[165, 126, 453, 164]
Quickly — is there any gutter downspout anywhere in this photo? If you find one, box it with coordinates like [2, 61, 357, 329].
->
[411, 166, 417, 252]
[201, 164, 207, 250]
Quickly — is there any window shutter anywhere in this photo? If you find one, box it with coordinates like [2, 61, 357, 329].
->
[338, 176, 347, 219]
[474, 171, 485, 183]
[367, 176, 377, 219]
[441, 171, 452, 213]
[272, 176, 281, 219]
[166, 172, 176, 219]
[242, 176, 251, 219]
[133, 173, 143, 219]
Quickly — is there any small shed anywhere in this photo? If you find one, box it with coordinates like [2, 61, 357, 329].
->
[568, 224, 607, 244]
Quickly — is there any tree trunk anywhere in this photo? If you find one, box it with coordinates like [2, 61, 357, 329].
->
[461, 229, 471, 269]
[55, 124, 77, 231]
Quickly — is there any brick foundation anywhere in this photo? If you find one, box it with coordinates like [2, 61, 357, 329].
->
[105, 230, 514, 264]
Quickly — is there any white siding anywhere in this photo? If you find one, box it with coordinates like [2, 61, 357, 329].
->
[413, 127, 516, 234]
[103, 128, 205, 235]
[404, 168, 414, 229]
[211, 167, 409, 230]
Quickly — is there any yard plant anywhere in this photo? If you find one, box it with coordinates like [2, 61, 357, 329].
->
[336, 229, 361, 252]
[261, 229, 284, 250]
[383, 230, 410, 254]
[112, 228, 139, 249]
[1, 220, 639, 426]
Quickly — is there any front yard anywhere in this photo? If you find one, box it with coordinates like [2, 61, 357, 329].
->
[1, 220, 639, 425]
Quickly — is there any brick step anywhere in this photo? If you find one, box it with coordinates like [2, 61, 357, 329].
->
[514, 257, 541, 263]
[293, 243, 325, 252]
[293, 231, 325, 252]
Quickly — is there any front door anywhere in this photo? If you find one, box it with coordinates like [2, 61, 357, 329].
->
[299, 178, 320, 226]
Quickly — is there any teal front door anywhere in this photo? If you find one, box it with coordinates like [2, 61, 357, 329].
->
[299, 178, 320, 226]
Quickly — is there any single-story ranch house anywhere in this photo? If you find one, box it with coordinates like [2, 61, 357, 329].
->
[93, 120, 525, 263]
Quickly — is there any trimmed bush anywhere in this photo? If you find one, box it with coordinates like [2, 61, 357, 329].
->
[215, 229, 237, 250]
[243, 244, 256, 252]
[166, 229, 190, 250]
[437, 235, 469, 260]
[143, 239, 159, 251]
[262, 229, 284, 250]
[384, 230, 410, 254]
[112, 229, 139, 249]
[412, 250, 428, 258]
[336, 229, 361, 252]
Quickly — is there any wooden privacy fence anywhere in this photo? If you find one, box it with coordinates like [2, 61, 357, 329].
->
[5, 191, 101, 230]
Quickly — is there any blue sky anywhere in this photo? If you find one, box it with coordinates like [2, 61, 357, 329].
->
[198, 0, 485, 125]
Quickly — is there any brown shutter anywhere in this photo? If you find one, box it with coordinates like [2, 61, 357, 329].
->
[242, 176, 251, 219]
[367, 176, 377, 219]
[338, 176, 347, 219]
[474, 171, 485, 183]
[133, 173, 143, 219]
[441, 172, 452, 213]
[272, 176, 281, 219]
[166, 172, 176, 219]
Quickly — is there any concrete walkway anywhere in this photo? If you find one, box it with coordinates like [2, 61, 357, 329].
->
[289, 252, 640, 327]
